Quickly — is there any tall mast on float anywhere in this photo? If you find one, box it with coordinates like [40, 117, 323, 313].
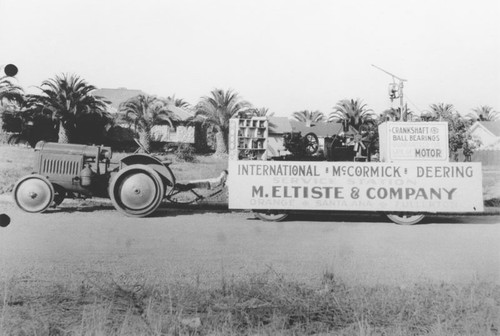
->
[372, 64, 407, 120]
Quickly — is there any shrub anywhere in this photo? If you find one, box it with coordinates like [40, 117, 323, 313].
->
[175, 143, 197, 162]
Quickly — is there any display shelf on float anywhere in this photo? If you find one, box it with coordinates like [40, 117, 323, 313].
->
[229, 116, 268, 161]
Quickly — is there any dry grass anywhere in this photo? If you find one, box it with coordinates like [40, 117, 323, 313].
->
[0, 146, 33, 194]
[1, 270, 499, 335]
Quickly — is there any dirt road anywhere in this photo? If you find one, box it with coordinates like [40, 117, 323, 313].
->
[0, 196, 499, 287]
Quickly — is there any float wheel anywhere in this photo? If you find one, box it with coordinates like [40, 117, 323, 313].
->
[386, 213, 425, 225]
[253, 211, 289, 222]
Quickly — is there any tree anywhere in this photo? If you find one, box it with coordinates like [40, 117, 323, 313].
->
[16, 94, 59, 146]
[165, 94, 191, 109]
[447, 114, 478, 161]
[328, 99, 376, 131]
[248, 107, 274, 117]
[119, 94, 177, 152]
[379, 107, 400, 122]
[292, 110, 324, 126]
[471, 105, 500, 121]
[422, 103, 456, 121]
[0, 76, 23, 105]
[422, 103, 479, 161]
[401, 104, 420, 121]
[33, 74, 110, 143]
[195, 89, 252, 156]
[0, 75, 24, 133]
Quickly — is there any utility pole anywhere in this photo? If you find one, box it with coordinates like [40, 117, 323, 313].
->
[371, 64, 406, 121]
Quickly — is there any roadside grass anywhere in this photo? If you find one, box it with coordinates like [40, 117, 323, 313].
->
[1, 270, 499, 335]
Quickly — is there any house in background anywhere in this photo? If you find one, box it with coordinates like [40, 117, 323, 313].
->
[267, 117, 292, 156]
[93, 88, 146, 113]
[149, 104, 195, 144]
[94, 87, 198, 148]
[469, 121, 500, 148]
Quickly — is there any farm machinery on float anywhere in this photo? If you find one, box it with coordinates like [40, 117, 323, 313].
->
[227, 115, 484, 225]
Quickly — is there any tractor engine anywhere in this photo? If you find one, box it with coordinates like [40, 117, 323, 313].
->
[32, 141, 112, 197]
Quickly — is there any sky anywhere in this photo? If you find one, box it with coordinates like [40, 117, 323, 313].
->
[1, 0, 499, 117]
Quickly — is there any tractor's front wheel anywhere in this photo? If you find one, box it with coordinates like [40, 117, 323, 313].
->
[109, 165, 165, 217]
[13, 174, 54, 213]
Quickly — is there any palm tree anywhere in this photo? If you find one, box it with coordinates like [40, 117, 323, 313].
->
[34, 74, 109, 143]
[328, 99, 376, 130]
[0, 75, 24, 133]
[423, 103, 457, 121]
[471, 105, 500, 121]
[249, 107, 274, 117]
[16, 94, 61, 146]
[195, 89, 252, 156]
[292, 110, 324, 126]
[165, 94, 191, 109]
[379, 107, 400, 122]
[380, 104, 419, 122]
[422, 103, 477, 160]
[0, 76, 23, 105]
[119, 94, 177, 152]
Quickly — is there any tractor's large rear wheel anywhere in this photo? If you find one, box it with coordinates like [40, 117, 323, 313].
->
[13, 174, 54, 213]
[109, 165, 165, 217]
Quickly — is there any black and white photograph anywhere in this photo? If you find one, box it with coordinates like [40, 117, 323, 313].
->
[0, 0, 499, 335]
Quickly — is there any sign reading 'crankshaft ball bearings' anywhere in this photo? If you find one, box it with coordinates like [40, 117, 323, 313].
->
[228, 161, 484, 213]
[378, 122, 449, 162]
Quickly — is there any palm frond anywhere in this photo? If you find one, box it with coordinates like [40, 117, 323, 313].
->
[292, 110, 325, 123]
[472, 105, 500, 121]
[195, 88, 252, 129]
[331, 98, 374, 130]
[31, 73, 109, 124]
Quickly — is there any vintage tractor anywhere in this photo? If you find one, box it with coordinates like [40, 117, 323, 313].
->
[13, 140, 227, 217]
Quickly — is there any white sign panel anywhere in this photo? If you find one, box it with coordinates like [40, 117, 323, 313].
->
[228, 161, 483, 213]
[150, 125, 195, 143]
[378, 122, 449, 162]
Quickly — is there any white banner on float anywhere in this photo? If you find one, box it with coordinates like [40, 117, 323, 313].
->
[378, 122, 449, 162]
[228, 161, 484, 213]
